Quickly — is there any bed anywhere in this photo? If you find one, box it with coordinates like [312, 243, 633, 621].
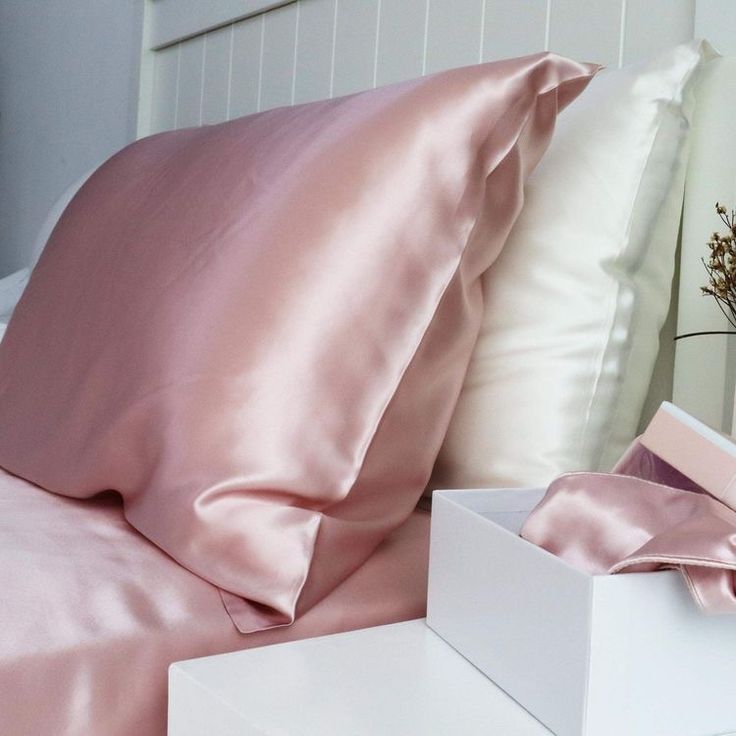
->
[0, 470, 429, 734]
[2, 2, 736, 735]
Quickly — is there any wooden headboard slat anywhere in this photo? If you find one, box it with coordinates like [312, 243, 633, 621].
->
[150, 0, 294, 50]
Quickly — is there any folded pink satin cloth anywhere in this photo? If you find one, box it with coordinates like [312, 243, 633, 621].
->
[521, 443, 736, 614]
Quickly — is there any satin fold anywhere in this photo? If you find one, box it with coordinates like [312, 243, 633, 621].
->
[521, 470, 736, 613]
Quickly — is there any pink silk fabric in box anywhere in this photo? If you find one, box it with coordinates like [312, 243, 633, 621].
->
[0, 53, 595, 632]
[521, 443, 736, 613]
[0, 468, 430, 736]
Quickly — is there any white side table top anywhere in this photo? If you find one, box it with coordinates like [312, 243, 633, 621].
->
[168, 619, 551, 735]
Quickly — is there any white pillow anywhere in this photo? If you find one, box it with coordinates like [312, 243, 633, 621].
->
[0, 170, 93, 337]
[430, 40, 715, 491]
[0, 170, 94, 340]
[0, 268, 30, 323]
[29, 169, 93, 267]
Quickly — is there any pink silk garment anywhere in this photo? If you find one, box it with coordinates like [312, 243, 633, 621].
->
[0, 468, 430, 736]
[521, 448, 736, 613]
[0, 54, 596, 633]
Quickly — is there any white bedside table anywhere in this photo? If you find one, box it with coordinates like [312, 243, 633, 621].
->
[168, 619, 551, 735]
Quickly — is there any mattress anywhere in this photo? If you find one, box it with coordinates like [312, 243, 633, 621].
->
[0, 469, 430, 736]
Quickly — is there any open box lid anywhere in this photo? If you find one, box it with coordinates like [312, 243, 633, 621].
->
[637, 401, 736, 509]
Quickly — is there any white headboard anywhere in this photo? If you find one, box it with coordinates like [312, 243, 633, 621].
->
[135, 0, 736, 434]
[137, 0, 702, 136]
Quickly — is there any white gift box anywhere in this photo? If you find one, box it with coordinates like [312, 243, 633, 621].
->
[426, 488, 736, 736]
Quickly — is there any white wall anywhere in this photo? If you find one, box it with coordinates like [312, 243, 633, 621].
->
[0, 0, 144, 275]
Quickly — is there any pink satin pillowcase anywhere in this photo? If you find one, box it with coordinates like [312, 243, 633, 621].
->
[0, 53, 596, 633]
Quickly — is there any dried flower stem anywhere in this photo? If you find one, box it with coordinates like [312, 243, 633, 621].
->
[674, 330, 736, 341]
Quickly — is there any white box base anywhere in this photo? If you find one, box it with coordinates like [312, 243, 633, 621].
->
[427, 488, 736, 736]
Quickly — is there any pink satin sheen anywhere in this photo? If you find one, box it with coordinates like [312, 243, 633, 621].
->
[0, 53, 595, 632]
[0, 468, 430, 736]
[521, 461, 736, 613]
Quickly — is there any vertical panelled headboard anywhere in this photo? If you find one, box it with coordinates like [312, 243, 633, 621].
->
[136, 0, 736, 432]
[137, 0, 698, 138]
[674, 2, 736, 432]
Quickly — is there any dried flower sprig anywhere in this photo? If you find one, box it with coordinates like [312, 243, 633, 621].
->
[701, 203, 736, 329]
[674, 203, 736, 341]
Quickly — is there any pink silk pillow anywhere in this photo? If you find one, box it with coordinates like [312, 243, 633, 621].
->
[0, 53, 595, 633]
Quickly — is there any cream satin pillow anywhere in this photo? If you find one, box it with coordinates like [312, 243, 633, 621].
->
[431, 41, 715, 491]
